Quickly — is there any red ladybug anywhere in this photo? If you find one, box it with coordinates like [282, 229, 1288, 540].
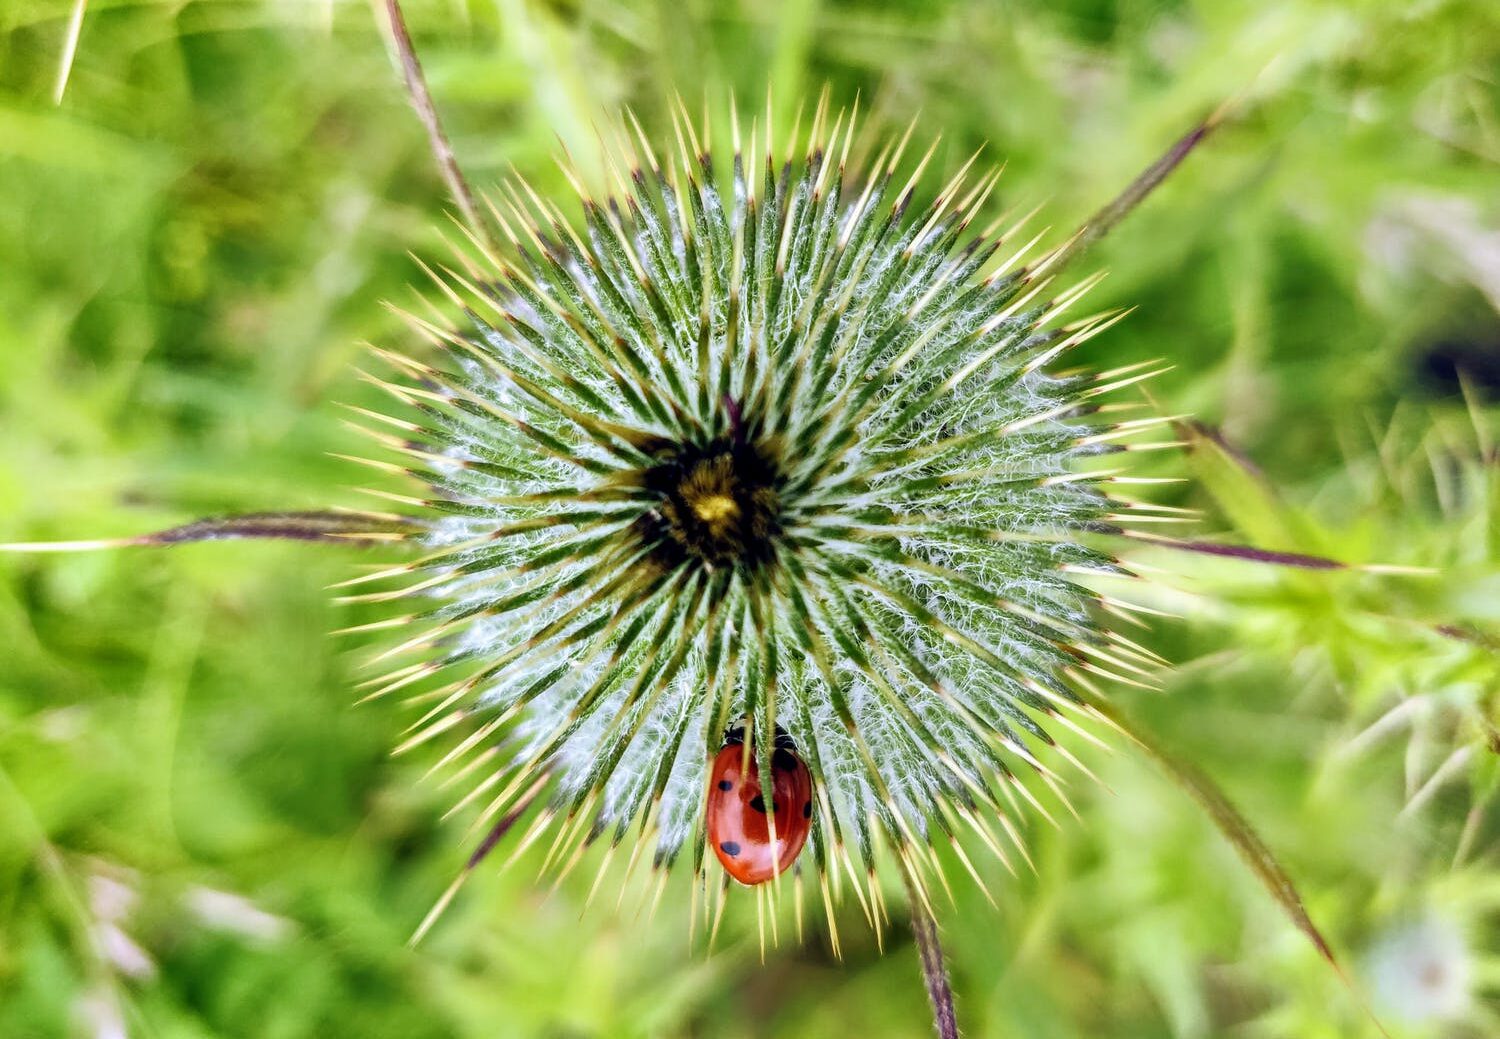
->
[706, 724, 814, 885]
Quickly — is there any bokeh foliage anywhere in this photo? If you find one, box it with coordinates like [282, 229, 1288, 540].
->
[1, 0, 1497, 1036]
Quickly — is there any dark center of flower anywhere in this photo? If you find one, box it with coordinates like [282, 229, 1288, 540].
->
[633, 430, 783, 572]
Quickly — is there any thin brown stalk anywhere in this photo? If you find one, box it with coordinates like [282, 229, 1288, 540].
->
[905, 871, 959, 1039]
[1088, 697, 1392, 1039]
[1043, 101, 1233, 276]
[379, 0, 486, 238]
[410, 775, 550, 946]
[0, 511, 421, 552]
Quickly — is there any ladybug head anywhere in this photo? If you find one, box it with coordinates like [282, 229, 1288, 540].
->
[719, 719, 797, 752]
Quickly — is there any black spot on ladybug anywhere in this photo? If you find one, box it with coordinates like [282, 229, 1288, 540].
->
[749, 794, 766, 814]
[773, 749, 797, 772]
[803, 801, 812, 819]
[717, 780, 733, 792]
[720, 841, 741, 857]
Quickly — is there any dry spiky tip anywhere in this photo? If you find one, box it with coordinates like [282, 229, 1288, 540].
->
[359, 95, 1160, 926]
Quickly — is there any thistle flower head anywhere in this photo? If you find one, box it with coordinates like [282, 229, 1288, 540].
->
[352, 96, 1159, 930]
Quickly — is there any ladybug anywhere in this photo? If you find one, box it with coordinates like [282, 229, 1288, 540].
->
[706, 722, 814, 885]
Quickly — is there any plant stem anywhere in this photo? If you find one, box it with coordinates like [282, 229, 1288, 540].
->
[905, 872, 959, 1039]
[380, 0, 486, 239]
[1045, 104, 1230, 276]
[0, 511, 420, 552]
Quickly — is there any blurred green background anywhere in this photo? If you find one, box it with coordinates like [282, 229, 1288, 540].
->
[2, 0, 1498, 1036]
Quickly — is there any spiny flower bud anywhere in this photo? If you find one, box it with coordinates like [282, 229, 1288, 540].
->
[341, 95, 1174, 939]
